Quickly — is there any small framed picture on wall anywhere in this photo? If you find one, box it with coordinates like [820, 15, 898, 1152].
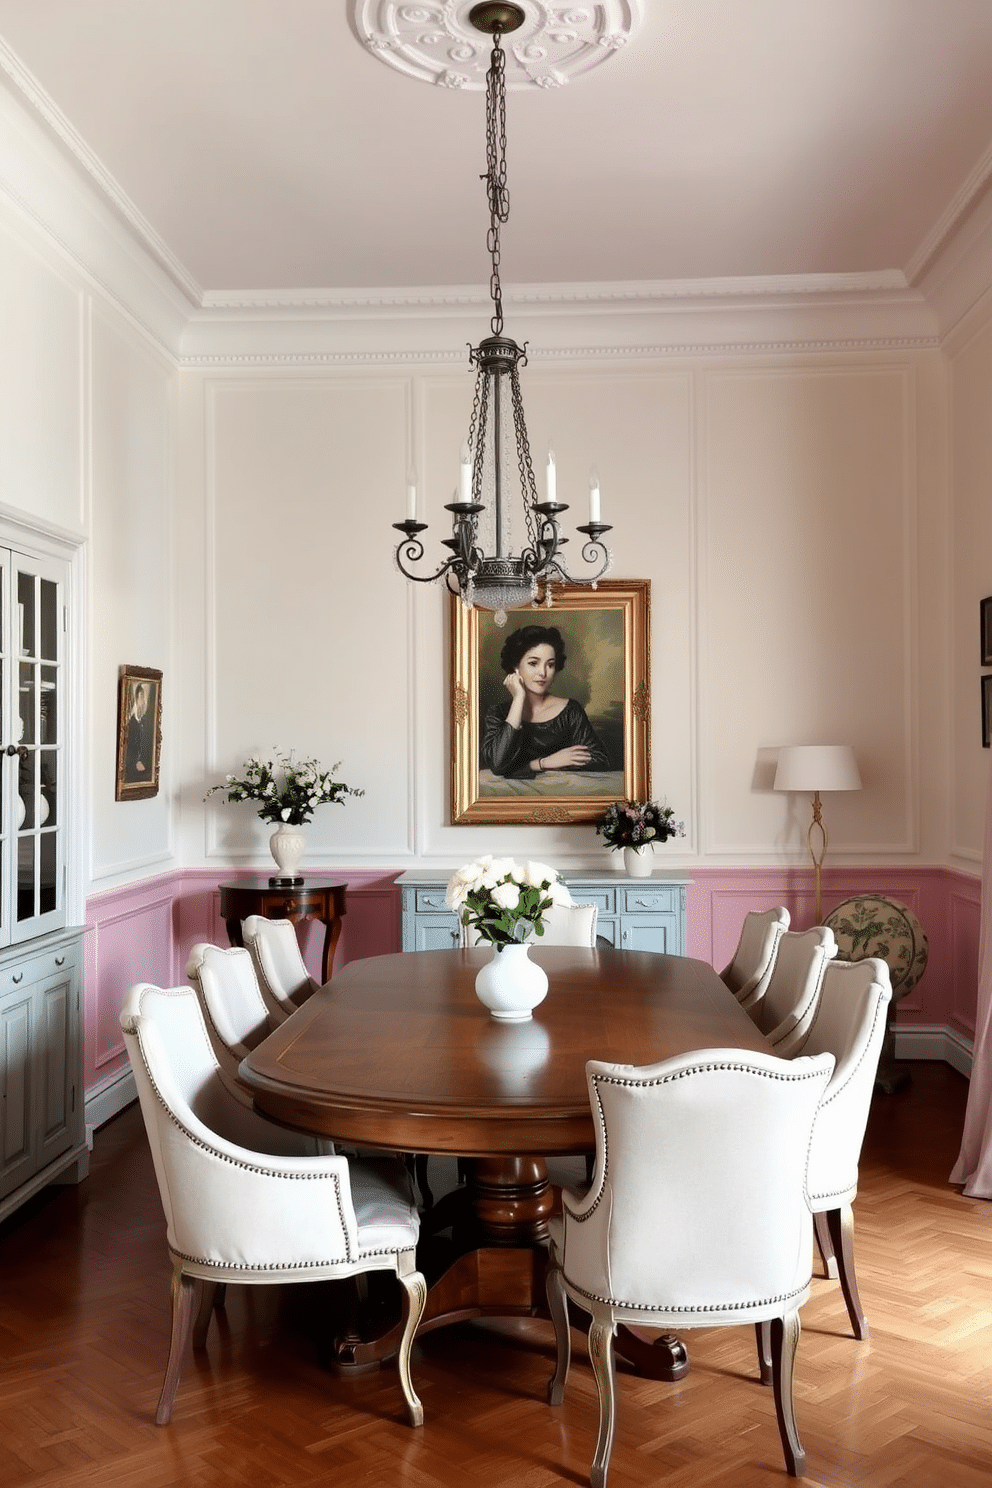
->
[981, 596, 992, 666]
[983, 674, 992, 749]
[115, 665, 162, 799]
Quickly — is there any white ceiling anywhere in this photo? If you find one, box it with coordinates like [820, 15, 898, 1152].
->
[1, 0, 992, 303]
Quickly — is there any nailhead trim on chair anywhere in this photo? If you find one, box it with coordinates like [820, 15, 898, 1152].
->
[137, 1041, 420, 1268]
[136, 1038, 360, 1262]
[571, 1056, 829, 1222]
[804, 995, 887, 1113]
[561, 1277, 813, 1315]
[169, 1244, 418, 1273]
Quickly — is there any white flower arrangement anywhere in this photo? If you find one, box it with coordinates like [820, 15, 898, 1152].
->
[446, 856, 570, 949]
[205, 750, 362, 826]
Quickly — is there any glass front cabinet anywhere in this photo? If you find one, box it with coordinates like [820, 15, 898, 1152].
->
[0, 545, 87, 1222]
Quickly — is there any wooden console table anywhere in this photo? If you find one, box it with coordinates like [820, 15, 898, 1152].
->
[218, 878, 348, 983]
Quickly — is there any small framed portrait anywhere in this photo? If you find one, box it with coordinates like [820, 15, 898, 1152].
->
[983, 674, 992, 749]
[450, 580, 651, 825]
[115, 665, 162, 800]
[982, 597, 992, 666]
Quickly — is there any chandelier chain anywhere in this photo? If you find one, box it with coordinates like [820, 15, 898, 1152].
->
[509, 366, 540, 548]
[484, 30, 510, 337]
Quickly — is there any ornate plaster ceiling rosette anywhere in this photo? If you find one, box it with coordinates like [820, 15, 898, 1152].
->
[352, 2, 643, 89]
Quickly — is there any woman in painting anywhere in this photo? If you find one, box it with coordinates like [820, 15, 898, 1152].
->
[481, 624, 609, 779]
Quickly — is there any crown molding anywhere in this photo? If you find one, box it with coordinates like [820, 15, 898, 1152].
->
[905, 139, 992, 287]
[182, 276, 937, 367]
[200, 269, 912, 317]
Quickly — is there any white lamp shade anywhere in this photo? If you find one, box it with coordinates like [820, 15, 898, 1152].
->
[773, 744, 861, 793]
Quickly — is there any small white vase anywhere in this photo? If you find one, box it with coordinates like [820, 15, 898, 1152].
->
[623, 844, 653, 878]
[474, 943, 549, 1021]
[269, 823, 306, 881]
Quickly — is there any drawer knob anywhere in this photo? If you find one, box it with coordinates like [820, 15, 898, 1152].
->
[55, 956, 65, 967]
[12, 971, 23, 983]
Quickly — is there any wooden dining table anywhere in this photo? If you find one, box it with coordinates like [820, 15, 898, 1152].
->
[240, 944, 775, 1380]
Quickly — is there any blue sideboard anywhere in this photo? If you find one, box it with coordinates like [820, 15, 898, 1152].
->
[396, 870, 691, 955]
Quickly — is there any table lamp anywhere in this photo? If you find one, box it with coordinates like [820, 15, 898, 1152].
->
[774, 744, 862, 923]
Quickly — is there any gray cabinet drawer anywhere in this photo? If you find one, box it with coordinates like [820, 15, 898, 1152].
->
[0, 944, 78, 998]
[415, 888, 452, 915]
[570, 887, 616, 914]
[621, 887, 679, 915]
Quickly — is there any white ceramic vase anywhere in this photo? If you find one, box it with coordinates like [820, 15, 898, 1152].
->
[269, 822, 306, 881]
[474, 942, 549, 1021]
[623, 844, 653, 877]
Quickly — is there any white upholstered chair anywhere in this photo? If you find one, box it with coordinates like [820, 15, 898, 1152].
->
[720, 906, 791, 1009]
[794, 955, 892, 1338]
[120, 982, 426, 1427]
[546, 1047, 834, 1484]
[749, 925, 838, 1055]
[242, 913, 321, 1015]
[185, 942, 284, 1087]
[536, 900, 598, 946]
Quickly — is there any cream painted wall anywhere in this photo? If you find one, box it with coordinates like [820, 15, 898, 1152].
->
[947, 295, 992, 868]
[181, 348, 950, 876]
[88, 306, 175, 886]
[0, 136, 179, 907]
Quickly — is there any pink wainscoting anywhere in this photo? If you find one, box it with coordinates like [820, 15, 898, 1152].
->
[685, 865, 980, 1042]
[84, 869, 404, 1097]
[84, 863, 980, 1100]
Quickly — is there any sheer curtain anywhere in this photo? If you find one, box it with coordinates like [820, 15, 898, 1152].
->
[950, 753, 992, 1198]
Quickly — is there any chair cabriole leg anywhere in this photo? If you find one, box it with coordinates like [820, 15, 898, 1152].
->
[755, 1320, 772, 1384]
[545, 1257, 571, 1405]
[156, 1263, 196, 1425]
[396, 1261, 427, 1427]
[588, 1312, 617, 1488]
[814, 1210, 839, 1279]
[770, 1310, 806, 1477]
[827, 1203, 868, 1339]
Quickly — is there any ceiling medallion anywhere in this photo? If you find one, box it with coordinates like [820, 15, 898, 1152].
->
[352, 1, 643, 89]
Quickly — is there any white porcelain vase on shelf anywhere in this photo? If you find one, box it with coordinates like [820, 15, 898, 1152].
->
[269, 823, 306, 882]
[623, 845, 653, 877]
[474, 943, 549, 1021]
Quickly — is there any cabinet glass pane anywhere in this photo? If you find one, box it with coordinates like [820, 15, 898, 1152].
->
[40, 749, 57, 826]
[17, 571, 34, 658]
[18, 660, 34, 747]
[18, 751, 35, 829]
[40, 831, 56, 916]
[39, 579, 57, 661]
[40, 667, 57, 744]
[17, 835, 34, 921]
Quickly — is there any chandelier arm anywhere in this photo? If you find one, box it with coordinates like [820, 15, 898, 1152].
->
[394, 542, 470, 587]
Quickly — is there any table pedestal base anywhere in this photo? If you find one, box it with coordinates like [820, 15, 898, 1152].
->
[327, 1157, 690, 1383]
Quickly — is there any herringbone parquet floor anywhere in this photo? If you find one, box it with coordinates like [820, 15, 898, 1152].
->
[0, 1060, 989, 1487]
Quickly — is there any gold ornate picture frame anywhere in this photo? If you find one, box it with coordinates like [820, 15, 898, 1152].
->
[451, 580, 651, 825]
[115, 664, 162, 801]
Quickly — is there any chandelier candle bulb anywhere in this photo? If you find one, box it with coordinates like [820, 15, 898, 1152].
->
[589, 471, 601, 524]
[546, 449, 557, 504]
[406, 469, 418, 520]
[459, 443, 473, 503]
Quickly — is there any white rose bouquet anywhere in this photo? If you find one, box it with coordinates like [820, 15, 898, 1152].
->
[446, 856, 570, 949]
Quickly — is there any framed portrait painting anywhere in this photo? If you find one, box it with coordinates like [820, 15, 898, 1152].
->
[982, 596, 992, 666]
[115, 664, 162, 800]
[451, 580, 651, 825]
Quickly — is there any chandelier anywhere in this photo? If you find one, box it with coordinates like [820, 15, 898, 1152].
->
[391, 2, 613, 626]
